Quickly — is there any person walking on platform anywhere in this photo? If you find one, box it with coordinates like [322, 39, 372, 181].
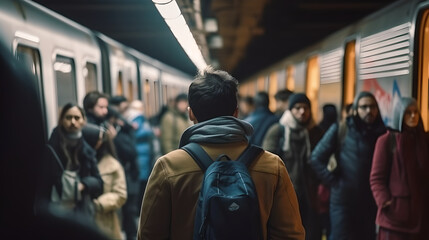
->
[244, 91, 278, 146]
[310, 91, 386, 240]
[262, 93, 324, 240]
[108, 96, 140, 240]
[370, 97, 429, 240]
[138, 66, 304, 240]
[124, 100, 156, 215]
[36, 103, 103, 220]
[159, 93, 192, 155]
[82, 123, 127, 240]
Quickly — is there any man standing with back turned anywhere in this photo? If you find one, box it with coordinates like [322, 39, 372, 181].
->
[138, 66, 305, 240]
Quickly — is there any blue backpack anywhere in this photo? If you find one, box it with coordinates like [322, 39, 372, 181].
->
[181, 143, 264, 240]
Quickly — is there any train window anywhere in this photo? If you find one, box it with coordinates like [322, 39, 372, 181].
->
[54, 55, 77, 109]
[116, 72, 124, 96]
[417, 9, 429, 131]
[153, 81, 160, 117]
[286, 66, 295, 91]
[306, 56, 320, 121]
[128, 80, 134, 100]
[84, 62, 97, 93]
[144, 79, 151, 117]
[16, 45, 47, 140]
[343, 40, 356, 109]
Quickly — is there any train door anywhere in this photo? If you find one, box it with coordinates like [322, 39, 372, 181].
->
[84, 62, 98, 93]
[306, 56, 320, 121]
[416, 9, 429, 131]
[53, 55, 77, 110]
[343, 40, 356, 114]
[286, 65, 295, 91]
[15, 44, 48, 140]
[268, 71, 278, 112]
[257, 76, 265, 92]
[116, 71, 124, 96]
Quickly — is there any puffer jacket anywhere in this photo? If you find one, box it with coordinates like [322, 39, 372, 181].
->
[94, 154, 127, 240]
[310, 116, 385, 239]
[138, 141, 305, 240]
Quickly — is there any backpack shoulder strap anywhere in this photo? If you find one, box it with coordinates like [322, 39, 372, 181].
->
[181, 142, 213, 171]
[237, 144, 264, 168]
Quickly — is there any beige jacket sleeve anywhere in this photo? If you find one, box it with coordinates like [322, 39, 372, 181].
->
[138, 158, 171, 240]
[94, 158, 127, 213]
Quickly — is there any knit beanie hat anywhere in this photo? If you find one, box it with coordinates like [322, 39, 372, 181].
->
[289, 93, 311, 110]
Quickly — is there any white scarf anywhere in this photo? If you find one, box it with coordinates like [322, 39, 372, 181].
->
[279, 110, 311, 158]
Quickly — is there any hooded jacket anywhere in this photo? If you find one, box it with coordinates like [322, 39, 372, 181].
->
[138, 116, 305, 240]
[370, 97, 429, 233]
[310, 92, 386, 239]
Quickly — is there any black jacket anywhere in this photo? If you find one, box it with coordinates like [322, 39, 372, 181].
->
[37, 127, 103, 203]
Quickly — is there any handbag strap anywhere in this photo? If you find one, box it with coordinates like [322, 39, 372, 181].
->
[46, 144, 64, 171]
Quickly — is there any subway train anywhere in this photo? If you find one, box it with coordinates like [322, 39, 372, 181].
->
[0, 0, 193, 139]
[239, 0, 428, 130]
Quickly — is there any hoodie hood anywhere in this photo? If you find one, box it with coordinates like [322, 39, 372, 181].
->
[352, 91, 384, 128]
[392, 97, 424, 132]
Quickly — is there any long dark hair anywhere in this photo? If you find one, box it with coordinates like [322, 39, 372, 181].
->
[58, 103, 86, 126]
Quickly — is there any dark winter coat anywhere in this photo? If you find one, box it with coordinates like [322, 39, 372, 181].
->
[244, 107, 279, 146]
[37, 127, 103, 204]
[310, 115, 386, 240]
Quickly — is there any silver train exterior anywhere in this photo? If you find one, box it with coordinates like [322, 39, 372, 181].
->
[239, 0, 429, 130]
[0, 0, 193, 138]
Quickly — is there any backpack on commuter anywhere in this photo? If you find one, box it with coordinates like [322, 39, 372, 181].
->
[181, 143, 263, 240]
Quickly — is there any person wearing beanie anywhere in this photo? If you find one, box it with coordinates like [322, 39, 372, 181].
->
[310, 91, 386, 240]
[263, 92, 324, 240]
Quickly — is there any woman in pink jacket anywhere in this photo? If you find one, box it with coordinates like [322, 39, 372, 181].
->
[370, 97, 429, 239]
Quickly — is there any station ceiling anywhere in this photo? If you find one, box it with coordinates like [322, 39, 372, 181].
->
[32, 0, 398, 80]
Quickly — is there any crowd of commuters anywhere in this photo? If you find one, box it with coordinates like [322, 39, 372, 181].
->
[33, 65, 428, 240]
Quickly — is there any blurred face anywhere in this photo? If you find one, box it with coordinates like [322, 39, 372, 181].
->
[276, 100, 289, 113]
[176, 100, 188, 114]
[291, 103, 311, 124]
[357, 97, 379, 124]
[403, 105, 420, 128]
[61, 107, 85, 133]
[118, 101, 129, 114]
[92, 97, 108, 118]
[239, 101, 253, 116]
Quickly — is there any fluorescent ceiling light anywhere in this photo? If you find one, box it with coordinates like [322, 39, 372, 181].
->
[155, 1, 181, 19]
[153, 0, 207, 70]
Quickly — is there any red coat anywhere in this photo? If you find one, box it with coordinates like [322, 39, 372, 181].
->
[370, 130, 429, 234]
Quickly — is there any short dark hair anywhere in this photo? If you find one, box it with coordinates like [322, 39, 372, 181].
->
[274, 89, 293, 101]
[188, 66, 238, 122]
[83, 91, 109, 113]
[254, 91, 269, 108]
[109, 95, 127, 106]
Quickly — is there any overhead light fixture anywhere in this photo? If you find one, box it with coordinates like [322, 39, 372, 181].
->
[152, 0, 207, 71]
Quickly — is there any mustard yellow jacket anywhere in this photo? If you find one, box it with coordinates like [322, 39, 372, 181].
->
[138, 141, 305, 240]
